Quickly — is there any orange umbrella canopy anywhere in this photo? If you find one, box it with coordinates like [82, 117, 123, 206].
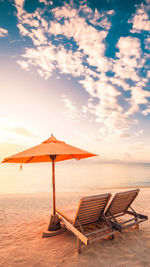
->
[2, 135, 97, 163]
[2, 135, 98, 230]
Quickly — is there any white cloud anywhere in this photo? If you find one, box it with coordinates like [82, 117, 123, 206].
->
[89, 8, 113, 30]
[130, 4, 150, 33]
[0, 27, 8, 37]
[17, 46, 56, 79]
[116, 37, 141, 58]
[6, 127, 37, 138]
[17, 60, 30, 71]
[142, 106, 150, 116]
[49, 16, 108, 73]
[147, 70, 150, 78]
[14, 0, 25, 18]
[114, 37, 143, 82]
[61, 95, 79, 122]
[145, 37, 150, 51]
[79, 77, 131, 138]
[17, 24, 29, 36]
[57, 48, 85, 77]
[0, 116, 37, 145]
[131, 87, 150, 105]
[96, 17, 111, 30]
[17, 45, 87, 79]
[31, 28, 47, 45]
[109, 77, 130, 91]
[14, 1, 150, 140]
[16, 2, 111, 79]
[126, 86, 150, 117]
[53, 3, 78, 19]
[39, 0, 49, 4]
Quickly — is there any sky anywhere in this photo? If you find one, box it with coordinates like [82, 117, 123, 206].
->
[0, 0, 150, 164]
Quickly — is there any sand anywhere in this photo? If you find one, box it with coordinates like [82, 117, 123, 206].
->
[0, 188, 150, 267]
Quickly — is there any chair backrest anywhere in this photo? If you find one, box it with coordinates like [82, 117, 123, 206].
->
[105, 189, 139, 217]
[73, 193, 111, 227]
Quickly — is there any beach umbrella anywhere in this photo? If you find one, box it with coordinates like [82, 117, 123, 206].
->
[2, 135, 97, 231]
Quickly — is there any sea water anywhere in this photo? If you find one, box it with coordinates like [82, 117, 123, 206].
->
[0, 161, 150, 194]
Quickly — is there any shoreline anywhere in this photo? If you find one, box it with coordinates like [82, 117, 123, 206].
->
[1, 184, 150, 197]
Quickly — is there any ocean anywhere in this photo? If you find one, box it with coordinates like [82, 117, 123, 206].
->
[0, 161, 150, 194]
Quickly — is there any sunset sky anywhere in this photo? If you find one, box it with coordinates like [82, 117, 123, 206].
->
[0, 0, 150, 164]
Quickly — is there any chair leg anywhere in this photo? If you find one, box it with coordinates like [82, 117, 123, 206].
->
[135, 218, 139, 229]
[111, 234, 115, 240]
[77, 236, 81, 254]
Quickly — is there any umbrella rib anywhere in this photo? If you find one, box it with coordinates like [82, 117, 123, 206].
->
[2, 158, 12, 163]
[25, 156, 34, 163]
[71, 154, 79, 161]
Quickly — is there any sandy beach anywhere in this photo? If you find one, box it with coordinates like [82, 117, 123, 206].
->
[0, 188, 150, 267]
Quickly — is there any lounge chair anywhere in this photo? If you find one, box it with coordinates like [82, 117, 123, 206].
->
[56, 193, 118, 253]
[104, 189, 148, 232]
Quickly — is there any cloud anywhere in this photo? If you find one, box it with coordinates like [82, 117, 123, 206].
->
[130, 4, 150, 33]
[114, 37, 143, 82]
[17, 24, 29, 36]
[61, 95, 79, 122]
[48, 12, 108, 73]
[17, 45, 56, 79]
[145, 37, 150, 51]
[39, 0, 50, 4]
[79, 76, 132, 138]
[0, 27, 8, 37]
[89, 8, 114, 30]
[16, 2, 110, 78]
[126, 86, 150, 117]
[0, 116, 37, 144]
[14, 0, 25, 18]
[147, 71, 150, 78]
[14, 1, 150, 140]
[56, 48, 86, 77]
[131, 87, 150, 105]
[5, 127, 37, 138]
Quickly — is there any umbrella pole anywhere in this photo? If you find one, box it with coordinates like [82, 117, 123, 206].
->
[47, 156, 60, 231]
[52, 159, 56, 215]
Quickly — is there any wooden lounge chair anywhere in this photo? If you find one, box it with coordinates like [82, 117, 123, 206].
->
[105, 189, 148, 232]
[56, 193, 118, 253]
